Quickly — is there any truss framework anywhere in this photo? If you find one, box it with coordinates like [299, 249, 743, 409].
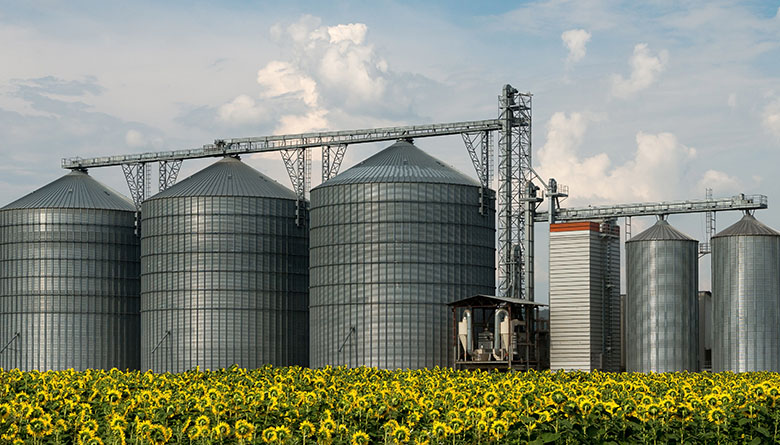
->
[121, 163, 149, 210]
[159, 160, 182, 192]
[322, 144, 348, 182]
[280, 148, 311, 227]
[498, 86, 533, 299]
[462, 131, 494, 215]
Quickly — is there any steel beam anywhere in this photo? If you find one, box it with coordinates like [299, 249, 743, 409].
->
[158, 160, 182, 192]
[497, 85, 532, 299]
[62, 120, 502, 170]
[281, 148, 311, 227]
[321, 144, 348, 182]
[121, 162, 149, 210]
[536, 194, 768, 222]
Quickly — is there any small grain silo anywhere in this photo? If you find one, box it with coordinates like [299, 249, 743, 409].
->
[712, 213, 780, 372]
[625, 218, 698, 372]
[0, 170, 140, 370]
[309, 140, 496, 369]
[140, 156, 308, 372]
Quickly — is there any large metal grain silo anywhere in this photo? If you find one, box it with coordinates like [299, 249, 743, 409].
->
[625, 218, 698, 372]
[309, 140, 496, 369]
[141, 156, 308, 372]
[712, 213, 780, 372]
[0, 170, 140, 370]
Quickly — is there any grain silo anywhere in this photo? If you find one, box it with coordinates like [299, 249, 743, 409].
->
[0, 170, 140, 370]
[309, 140, 495, 369]
[625, 218, 698, 372]
[712, 213, 780, 372]
[140, 156, 308, 372]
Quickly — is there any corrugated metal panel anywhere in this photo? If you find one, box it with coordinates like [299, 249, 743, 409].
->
[314, 141, 479, 187]
[149, 156, 297, 200]
[625, 219, 698, 372]
[2, 170, 135, 211]
[626, 219, 695, 242]
[712, 213, 780, 238]
[712, 214, 780, 372]
[0, 172, 140, 370]
[141, 158, 308, 372]
[309, 142, 495, 369]
[549, 224, 620, 371]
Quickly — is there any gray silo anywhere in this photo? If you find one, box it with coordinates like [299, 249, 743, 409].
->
[141, 156, 308, 372]
[625, 218, 698, 372]
[309, 140, 496, 369]
[712, 213, 780, 372]
[0, 170, 140, 370]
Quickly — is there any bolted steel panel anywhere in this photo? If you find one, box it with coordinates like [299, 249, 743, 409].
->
[309, 141, 496, 369]
[140, 157, 309, 372]
[712, 214, 780, 372]
[625, 220, 699, 372]
[0, 171, 140, 371]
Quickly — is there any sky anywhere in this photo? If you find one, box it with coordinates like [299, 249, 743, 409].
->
[1, 0, 779, 301]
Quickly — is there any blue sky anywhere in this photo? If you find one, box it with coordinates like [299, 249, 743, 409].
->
[1, 0, 779, 298]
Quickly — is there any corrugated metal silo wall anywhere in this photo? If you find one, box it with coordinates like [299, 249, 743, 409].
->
[0, 208, 140, 370]
[140, 196, 308, 372]
[712, 235, 780, 372]
[626, 239, 698, 372]
[309, 183, 495, 369]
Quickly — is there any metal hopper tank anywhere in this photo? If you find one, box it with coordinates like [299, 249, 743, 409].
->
[712, 213, 780, 372]
[140, 156, 308, 372]
[309, 140, 496, 369]
[625, 217, 698, 372]
[0, 170, 140, 370]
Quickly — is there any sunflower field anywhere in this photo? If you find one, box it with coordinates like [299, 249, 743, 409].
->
[0, 366, 778, 444]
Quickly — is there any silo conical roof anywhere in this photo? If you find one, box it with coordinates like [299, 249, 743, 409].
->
[712, 213, 780, 238]
[314, 140, 479, 188]
[626, 219, 696, 242]
[148, 156, 296, 200]
[2, 170, 135, 211]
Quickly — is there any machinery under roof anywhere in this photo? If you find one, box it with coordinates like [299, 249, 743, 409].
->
[148, 156, 296, 201]
[2, 170, 135, 211]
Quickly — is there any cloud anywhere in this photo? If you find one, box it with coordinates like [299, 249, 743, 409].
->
[697, 169, 742, 196]
[217, 95, 268, 125]
[610, 43, 668, 98]
[561, 29, 591, 63]
[125, 129, 146, 147]
[727, 93, 737, 109]
[217, 16, 432, 134]
[536, 111, 713, 205]
[763, 98, 780, 140]
[256, 61, 319, 107]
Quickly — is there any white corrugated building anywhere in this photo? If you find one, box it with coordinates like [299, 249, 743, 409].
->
[549, 221, 621, 371]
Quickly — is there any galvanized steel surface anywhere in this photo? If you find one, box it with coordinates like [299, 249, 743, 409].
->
[141, 157, 308, 372]
[712, 214, 780, 372]
[0, 172, 140, 371]
[309, 142, 495, 369]
[625, 220, 698, 372]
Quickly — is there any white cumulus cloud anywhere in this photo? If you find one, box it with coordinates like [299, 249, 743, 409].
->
[125, 129, 146, 147]
[536, 111, 712, 206]
[763, 98, 780, 140]
[561, 29, 591, 63]
[611, 43, 669, 98]
[256, 61, 320, 107]
[217, 95, 268, 125]
[697, 169, 742, 196]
